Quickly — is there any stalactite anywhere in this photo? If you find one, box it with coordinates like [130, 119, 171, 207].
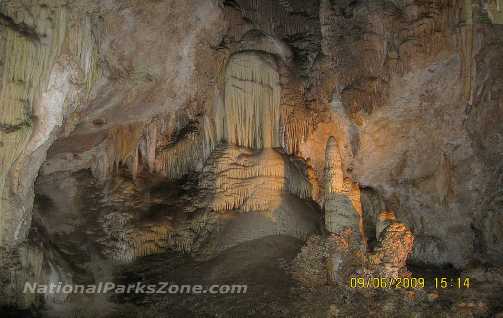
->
[281, 108, 313, 155]
[94, 113, 216, 182]
[220, 53, 281, 149]
[285, 157, 315, 200]
[157, 131, 199, 179]
[142, 122, 158, 173]
[155, 115, 216, 180]
[99, 212, 172, 263]
[106, 123, 144, 178]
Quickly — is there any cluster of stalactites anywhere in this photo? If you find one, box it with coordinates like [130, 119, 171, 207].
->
[115, 225, 171, 263]
[155, 115, 216, 180]
[99, 212, 172, 263]
[237, 0, 313, 37]
[111, 212, 217, 256]
[218, 53, 281, 150]
[92, 114, 217, 181]
[102, 123, 145, 179]
[280, 109, 313, 155]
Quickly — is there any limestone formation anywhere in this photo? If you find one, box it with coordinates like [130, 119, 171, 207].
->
[219, 52, 281, 149]
[290, 235, 329, 288]
[322, 137, 364, 244]
[368, 219, 415, 278]
[291, 228, 365, 287]
[323, 137, 344, 196]
[201, 145, 314, 213]
[376, 210, 398, 241]
[324, 194, 360, 237]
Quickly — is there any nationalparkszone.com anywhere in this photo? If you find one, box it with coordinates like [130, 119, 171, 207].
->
[24, 282, 248, 295]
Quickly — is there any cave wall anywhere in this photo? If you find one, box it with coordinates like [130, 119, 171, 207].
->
[315, 0, 503, 267]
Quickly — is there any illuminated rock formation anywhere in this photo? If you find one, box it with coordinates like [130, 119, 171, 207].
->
[201, 145, 313, 213]
[99, 212, 173, 263]
[323, 137, 344, 196]
[322, 137, 364, 244]
[0, 4, 68, 246]
[155, 116, 216, 180]
[218, 52, 281, 149]
[312, 136, 367, 285]
[376, 210, 397, 241]
[368, 211, 414, 278]
[107, 124, 145, 177]
[291, 228, 365, 287]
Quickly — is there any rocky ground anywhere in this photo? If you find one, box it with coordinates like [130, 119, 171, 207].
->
[39, 236, 503, 318]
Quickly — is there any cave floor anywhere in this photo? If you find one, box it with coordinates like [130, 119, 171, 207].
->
[25, 171, 503, 318]
[37, 235, 502, 318]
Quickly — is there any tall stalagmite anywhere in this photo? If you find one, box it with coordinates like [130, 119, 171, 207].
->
[323, 136, 344, 196]
[323, 136, 364, 244]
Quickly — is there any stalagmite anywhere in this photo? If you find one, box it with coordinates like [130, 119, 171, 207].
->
[317, 137, 368, 285]
[376, 210, 397, 241]
[368, 219, 414, 279]
[322, 136, 366, 250]
[323, 136, 344, 196]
